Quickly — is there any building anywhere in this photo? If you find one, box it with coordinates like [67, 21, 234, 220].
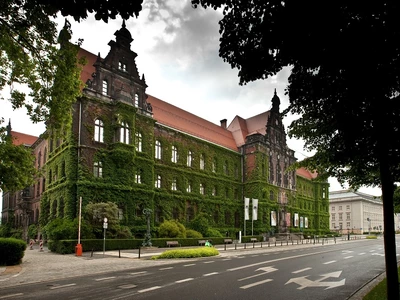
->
[2, 22, 330, 238]
[329, 189, 387, 234]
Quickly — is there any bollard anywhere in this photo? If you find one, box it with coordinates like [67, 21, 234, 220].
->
[39, 240, 44, 252]
[91, 248, 94, 257]
[224, 243, 226, 251]
[29, 239, 34, 250]
[244, 243, 246, 249]
[235, 242, 237, 250]
[138, 246, 141, 259]
[119, 248, 121, 258]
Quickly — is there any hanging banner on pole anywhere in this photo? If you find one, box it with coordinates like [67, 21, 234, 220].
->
[244, 198, 250, 220]
[252, 199, 258, 221]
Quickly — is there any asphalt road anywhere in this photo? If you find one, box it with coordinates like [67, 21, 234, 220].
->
[0, 238, 393, 300]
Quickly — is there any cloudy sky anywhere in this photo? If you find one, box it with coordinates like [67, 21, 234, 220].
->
[0, 0, 381, 195]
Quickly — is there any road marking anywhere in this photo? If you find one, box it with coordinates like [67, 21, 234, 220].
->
[0, 293, 24, 299]
[159, 267, 173, 270]
[292, 267, 312, 274]
[344, 256, 353, 259]
[203, 272, 219, 276]
[240, 279, 273, 289]
[138, 286, 161, 293]
[184, 264, 196, 267]
[49, 283, 76, 289]
[203, 261, 214, 264]
[95, 276, 116, 281]
[227, 249, 333, 271]
[369, 250, 376, 252]
[359, 252, 366, 255]
[222, 258, 231, 261]
[371, 253, 385, 257]
[130, 271, 147, 275]
[238, 266, 278, 281]
[286, 271, 345, 290]
[118, 284, 137, 289]
[323, 260, 336, 265]
[251, 255, 259, 257]
[342, 250, 353, 254]
[176, 278, 194, 283]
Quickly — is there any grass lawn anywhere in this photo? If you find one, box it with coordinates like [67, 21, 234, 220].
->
[363, 267, 400, 300]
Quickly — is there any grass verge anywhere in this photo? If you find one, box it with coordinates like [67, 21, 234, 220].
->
[363, 267, 400, 300]
[151, 247, 219, 259]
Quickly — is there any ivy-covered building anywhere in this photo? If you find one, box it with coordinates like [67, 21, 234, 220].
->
[3, 22, 330, 238]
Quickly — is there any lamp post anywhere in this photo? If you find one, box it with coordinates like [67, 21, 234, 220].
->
[367, 217, 371, 235]
[103, 217, 108, 256]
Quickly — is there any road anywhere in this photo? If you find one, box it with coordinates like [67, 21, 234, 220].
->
[0, 238, 395, 300]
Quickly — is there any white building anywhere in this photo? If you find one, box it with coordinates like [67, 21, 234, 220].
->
[329, 189, 385, 234]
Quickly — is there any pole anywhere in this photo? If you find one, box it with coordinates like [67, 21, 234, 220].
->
[75, 197, 83, 256]
[103, 226, 106, 257]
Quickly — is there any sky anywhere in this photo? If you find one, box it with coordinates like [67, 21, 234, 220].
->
[0, 0, 382, 200]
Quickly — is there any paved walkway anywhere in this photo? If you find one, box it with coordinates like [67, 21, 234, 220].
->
[0, 238, 382, 299]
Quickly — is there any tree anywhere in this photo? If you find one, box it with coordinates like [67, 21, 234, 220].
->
[0, 125, 36, 192]
[191, 1, 400, 297]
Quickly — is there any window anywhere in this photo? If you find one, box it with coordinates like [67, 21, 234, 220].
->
[339, 206, 342, 211]
[171, 178, 177, 191]
[331, 213, 336, 221]
[339, 213, 343, 221]
[155, 140, 162, 159]
[199, 183, 205, 195]
[135, 132, 142, 152]
[186, 181, 192, 193]
[134, 93, 139, 107]
[346, 212, 351, 220]
[118, 61, 127, 71]
[331, 206, 335, 211]
[118, 209, 124, 220]
[171, 145, 178, 163]
[93, 161, 103, 177]
[346, 222, 351, 228]
[212, 158, 216, 172]
[155, 175, 161, 188]
[200, 154, 205, 170]
[187, 150, 192, 167]
[94, 119, 104, 143]
[223, 161, 228, 175]
[332, 223, 335, 229]
[346, 205, 350, 210]
[212, 186, 216, 196]
[135, 171, 141, 184]
[102, 80, 108, 95]
[120, 121, 130, 144]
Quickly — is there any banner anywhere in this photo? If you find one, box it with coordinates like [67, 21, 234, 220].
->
[286, 212, 291, 227]
[244, 198, 250, 220]
[271, 211, 277, 226]
[294, 213, 299, 227]
[252, 199, 258, 221]
[300, 216, 304, 229]
[305, 217, 308, 228]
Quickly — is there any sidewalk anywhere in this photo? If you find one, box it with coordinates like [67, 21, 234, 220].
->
[0, 238, 382, 299]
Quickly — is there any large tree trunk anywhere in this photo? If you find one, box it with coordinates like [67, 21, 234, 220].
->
[381, 162, 399, 299]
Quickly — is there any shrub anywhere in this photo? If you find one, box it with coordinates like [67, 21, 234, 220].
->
[28, 224, 38, 240]
[158, 220, 186, 238]
[151, 247, 219, 259]
[206, 228, 223, 237]
[189, 213, 209, 237]
[186, 229, 203, 238]
[0, 238, 26, 266]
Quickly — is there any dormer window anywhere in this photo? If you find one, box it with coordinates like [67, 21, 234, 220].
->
[118, 61, 127, 72]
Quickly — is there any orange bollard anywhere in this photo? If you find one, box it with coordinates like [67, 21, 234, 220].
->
[75, 243, 83, 256]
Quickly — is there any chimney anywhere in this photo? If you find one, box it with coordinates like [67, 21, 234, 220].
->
[220, 119, 227, 129]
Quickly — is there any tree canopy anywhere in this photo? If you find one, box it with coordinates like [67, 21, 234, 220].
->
[191, 0, 400, 297]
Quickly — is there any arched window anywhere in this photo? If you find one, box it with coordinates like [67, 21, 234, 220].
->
[155, 175, 161, 188]
[120, 121, 130, 144]
[200, 154, 205, 170]
[94, 119, 104, 143]
[135, 132, 142, 152]
[155, 140, 162, 159]
[102, 80, 108, 95]
[171, 145, 178, 163]
[187, 150, 192, 167]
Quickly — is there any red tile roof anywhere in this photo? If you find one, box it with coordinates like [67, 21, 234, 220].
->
[11, 131, 38, 147]
[296, 167, 318, 180]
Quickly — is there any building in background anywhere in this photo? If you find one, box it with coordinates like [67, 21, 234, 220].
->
[328, 189, 399, 234]
[2, 22, 330, 238]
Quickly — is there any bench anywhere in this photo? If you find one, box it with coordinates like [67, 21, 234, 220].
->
[198, 240, 207, 246]
[166, 241, 180, 247]
[250, 238, 257, 243]
[224, 238, 233, 244]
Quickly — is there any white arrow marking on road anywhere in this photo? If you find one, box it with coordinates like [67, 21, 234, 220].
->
[371, 253, 385, 256]
[238, 266, 278, 281]
[285, 271, 345, 290]
[240, 279, 273, 289]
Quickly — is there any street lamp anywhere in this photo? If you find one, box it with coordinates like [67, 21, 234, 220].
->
[367, 218, 371, 235]
[103, 217, 108, 256]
